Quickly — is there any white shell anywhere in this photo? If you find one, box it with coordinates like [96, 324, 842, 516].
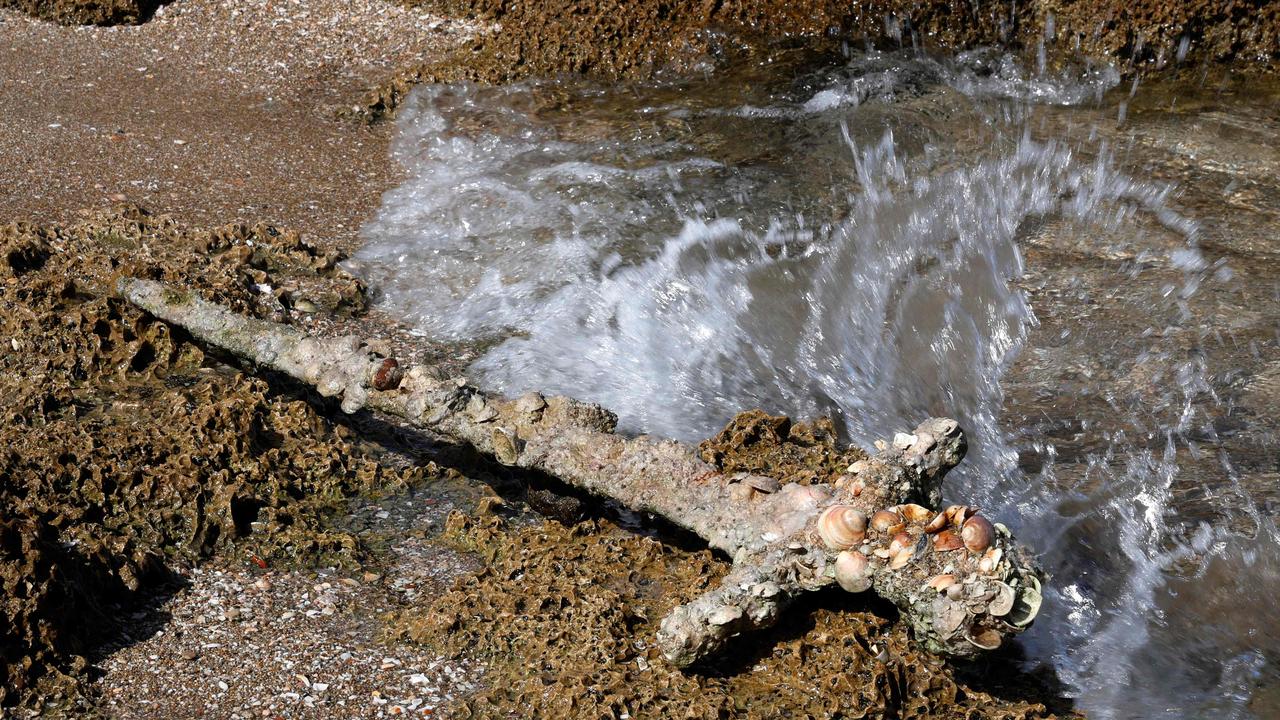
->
[988, 582, 1015, 616]
[1007, 573, 1043, 627]
[834, 551, 873, 593]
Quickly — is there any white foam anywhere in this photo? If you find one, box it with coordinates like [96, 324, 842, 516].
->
[353, 50, 1273, 719]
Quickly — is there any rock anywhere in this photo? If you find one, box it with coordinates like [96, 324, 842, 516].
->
[2, 0, 160, 25]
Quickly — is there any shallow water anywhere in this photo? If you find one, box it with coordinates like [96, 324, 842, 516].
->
[352, 47, 1280, 718]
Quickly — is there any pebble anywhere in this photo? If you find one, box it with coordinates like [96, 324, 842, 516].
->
[83, 493, 482, 713]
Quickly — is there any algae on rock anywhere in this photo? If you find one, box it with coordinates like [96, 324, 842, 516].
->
[0, 210, 422, 709]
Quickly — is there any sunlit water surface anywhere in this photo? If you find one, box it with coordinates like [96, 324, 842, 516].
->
[352, 47, 1280, 718]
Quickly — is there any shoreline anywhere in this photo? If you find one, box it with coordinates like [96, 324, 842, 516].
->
[0, 1, 477, 249]
[2, 0, 1277, 716]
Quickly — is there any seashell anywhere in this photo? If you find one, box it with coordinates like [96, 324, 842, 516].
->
[371, 358, 402, 391]
[961, 515, 995, 553]
[491, 428, 520, 465]
[966, 628, 1003, 650]
[515, 391, 547, 417]
[934, 598, 967, 636]
[933, 530, 964, 552]
[988, 582, 1015, 616]
[926, 574, 958, 592]
[888, 532, 915, 568]
[849, 478, 865, 497]
[924, 510, 950, 534]
[873, 548, 891, 559]
[846, 459, 869, 474]
[817, 505, 868, 550]
[895, 503, 932, 523]
[745, 475, 780, 493]
[1007, 573, 1042, 627]
[978, 547, 1003, 574]
[946, 582, 965, 601]
[926, 504, 970, 533]
[834, 551, 873, 593]
[870, 510, 904, 535]
[890, 547, 914, 569]
[874, 439, 888, 451]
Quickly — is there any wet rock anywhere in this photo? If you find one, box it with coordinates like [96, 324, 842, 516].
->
[367, 0, 1278, 118]
[391, 512, 1071, 718]
[698, 409, 867, 486]
[1, 0, 159, 25]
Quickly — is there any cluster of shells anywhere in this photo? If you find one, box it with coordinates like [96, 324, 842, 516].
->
[814, 493, 1042, 652]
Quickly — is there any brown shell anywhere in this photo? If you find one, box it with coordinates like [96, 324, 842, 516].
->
[926, 574, 958, 592]
[816, 505, 868, 550]
[961, 515, 995, 553]
[924, 510, 950, 534]
[372, 357, 402, 391]
[889, 547, 915, 569]
[896, 503, 932, 523]
[966, 627, 1003, 650]
[925, 504, 971, 533]
[933, 530, 964, 552]
[870, 510, 904, 534]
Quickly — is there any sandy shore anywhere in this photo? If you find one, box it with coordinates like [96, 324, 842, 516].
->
[0, 0, 478, 249]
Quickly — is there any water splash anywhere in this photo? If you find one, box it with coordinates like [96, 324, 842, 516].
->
[353, 49, 1278, 717]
